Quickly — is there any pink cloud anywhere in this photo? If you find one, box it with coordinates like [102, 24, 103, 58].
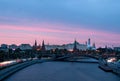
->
[0, 22, 120, 47]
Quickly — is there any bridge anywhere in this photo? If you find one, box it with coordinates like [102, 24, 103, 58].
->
[0, 55, 120, 81]
[53, 54, 99, 61]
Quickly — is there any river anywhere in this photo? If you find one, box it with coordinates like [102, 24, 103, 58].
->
[4, 61, 120, 81]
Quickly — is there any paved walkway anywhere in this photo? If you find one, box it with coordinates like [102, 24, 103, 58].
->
[4, 62, 120, 81]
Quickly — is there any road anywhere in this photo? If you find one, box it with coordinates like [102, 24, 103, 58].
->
[4, 62, 120, 81]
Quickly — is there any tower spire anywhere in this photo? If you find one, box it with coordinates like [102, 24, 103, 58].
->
[73, 39, 77, 52]
[35, 40, 37, 47]
[41, 40, 46, 51]
[33, 40, 37, 51]
[88, 38, 91, 46]
[93, 42, 96, 48]
[92, 42, 96, 50]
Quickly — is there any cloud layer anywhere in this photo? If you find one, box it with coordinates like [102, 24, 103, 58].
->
[0, 0, 120, 47]
[0, 22, 120, 47]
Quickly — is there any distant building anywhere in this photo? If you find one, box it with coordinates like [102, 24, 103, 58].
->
[86, 38, 96, 50]
[37, 44, 41, 51]
[114, 47, 120, 52]
[73, 40, 78, 52]
[1, 44, 8, 49]
[91, 43, 96, 50]
[33, 40, 38, 50]
[41, 40, 46, 51]
[0, 44, 8, 52]
[87, 38, 91, 49]
[45, 45, 63, 50]
[66, 41, 87, 51]
[32, 40, 41, 51]
[85, 41, 87, 46]
[19, 44, 32, 50]
[45, 40, 87, 51]
[9, 44, 18, 50]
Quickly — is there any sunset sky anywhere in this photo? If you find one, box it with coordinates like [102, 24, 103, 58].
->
[0, 0, 120, 47]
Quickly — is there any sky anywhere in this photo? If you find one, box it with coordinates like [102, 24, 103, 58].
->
[0, 0, 120, 47]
